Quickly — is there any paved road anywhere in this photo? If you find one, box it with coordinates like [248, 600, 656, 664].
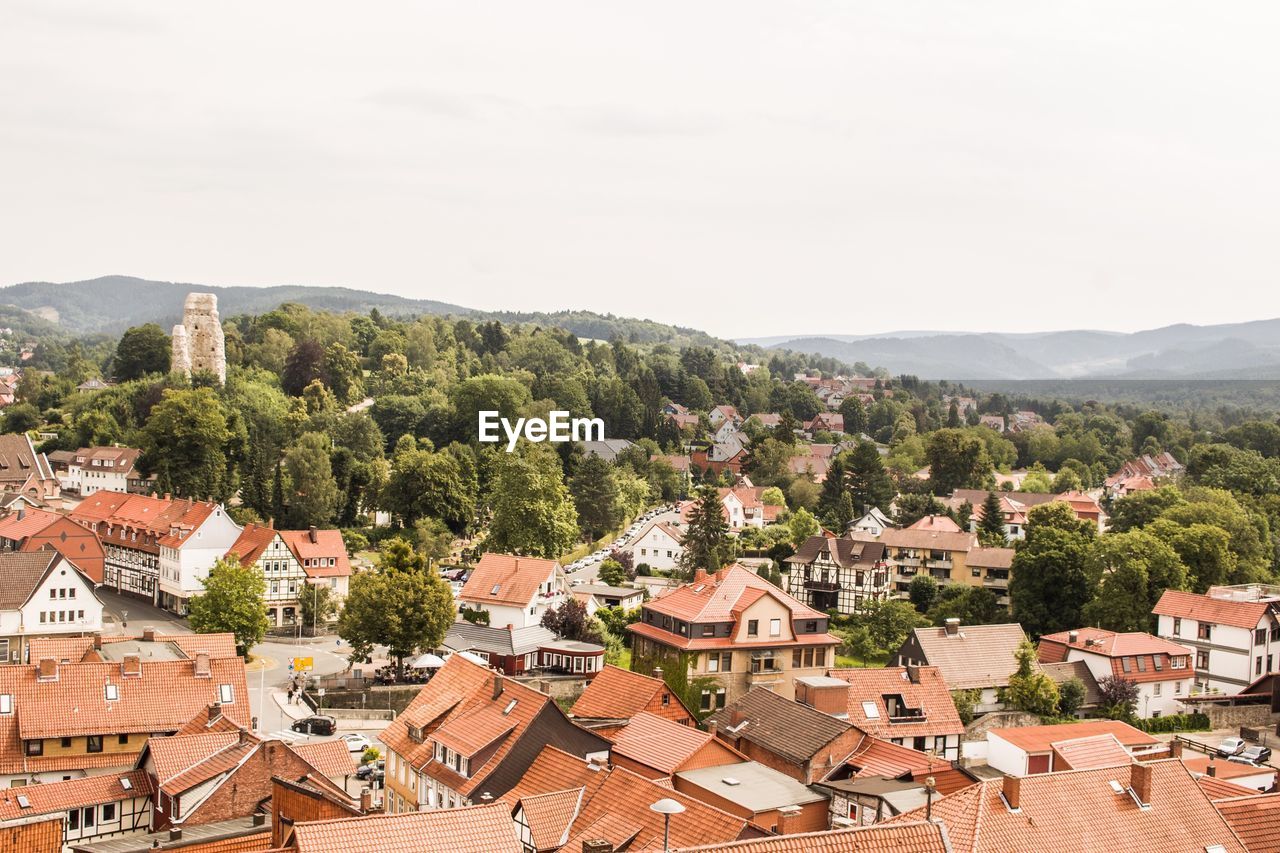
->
[566, 507, 682, 585]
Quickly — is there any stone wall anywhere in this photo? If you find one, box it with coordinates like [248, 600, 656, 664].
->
[1182, 701, 1280, 731]
[171, 292, 226, 384]
[962, 710, 1042, 742]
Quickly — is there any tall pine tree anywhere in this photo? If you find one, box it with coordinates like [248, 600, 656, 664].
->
[677, 486, 730, 580]
[977, 491, 1008, 545]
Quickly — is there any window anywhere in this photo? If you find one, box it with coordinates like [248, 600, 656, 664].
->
[69, 588, 75, 599]
[1172, 617, 1181, 635]
[61, 737, 72, 748]
[769, 618, 781, 637]
[104, 684, 118, 701]
[1153, 682, 1162, 696]
[69, 809, 80, 831]
[1257, 656, 1264, 676]
[701, 625, 714, 637]
[102, 802, 115, 822]
[49, 589, 56, 599]
[1121, 657, 1132, 673]
[1135, 656, 1146, 672]
[1257, 628, 1268, 646]
[1152, 656, 1163, 671]
[1175, 681, 1183, 695]
[1171, 656, 1185, 669]
[219, 684, 234, 704]
[747, 619, 759, 637]
[83, 807, 95, 828]
[661, 692, 670, 706]
[718, 652, 732, 672]
[861, 701, 880, 719]
[815, 648, 826, 667]
[1196, 650, 1210, 669]
[1198, 623, 1212, 641]
[0, 695, 10, 715]
[118, 734, 129, 745]
[803, 647, 815, 667]
[708, 653, 721, 673]
[87, 735, 103, 753]
[792, 649, 802, 668]
[25, 740, 42, 756]
[805, 620, 817, 633]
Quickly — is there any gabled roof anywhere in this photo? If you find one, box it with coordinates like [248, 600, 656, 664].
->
[25, 631, 238, 665]
[877, 527, 977, 552]
[787, 535, 888, 570]
[0, 507, 63, 542]
[1153, 589, 1275, 630]
[609, 712, 741, 776]
[518, 786, 584, 852]
[671, 820, 951, 853]
[886, 760, 1247, 853]
[1050, 734, 1132, 771]
[289, 801, 521, 853]
[988, 720, 1157, 753]
[1213, 792, 1280, 852]
[906, 515, 961, 532]
[147, 731, 244, 789]
[0, 551, 67, 610]
[843, 737, 972, 795]
[459, 552, 558, 608]
[1038, 628, 1193, 683]
[291, 739, 358, 778]
[503, 745, 610, 805]
[1198, 775, 1258, 801]
[0, 769, 152, 820]
[226, 523, 278, 567]
[1040, 660, 1101, 707]
[904, 623, 1027, 690]
[0, 434, 54, 484]
[826, 666, 965, 740]
[570, 664, 696, 724]
[443, 621, 557, 657]
[705, 685, 852, 766]
[280, 527, 352, 578]
[643, 564, 825, 625]
[633, 517, 685, 545]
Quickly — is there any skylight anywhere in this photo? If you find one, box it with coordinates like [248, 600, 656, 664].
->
[105, 684, 119, 701]
[861, 701, 880, 719]
[121, 777, 133, 790]
[16, 795, 30, 809]
[503, 699, 517, 716]
[490, 584, 501, 595]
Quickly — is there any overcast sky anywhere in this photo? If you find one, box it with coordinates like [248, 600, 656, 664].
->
[3, 2, 1278, 339]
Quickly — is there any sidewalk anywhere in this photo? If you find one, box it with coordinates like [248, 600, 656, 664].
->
[272, 690, 309, 722]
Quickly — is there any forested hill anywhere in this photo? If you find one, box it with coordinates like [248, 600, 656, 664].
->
[0, 275, 723, 348]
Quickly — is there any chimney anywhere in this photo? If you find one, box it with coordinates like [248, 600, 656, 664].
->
[239, 728, 252, 745]
[1131, 762, 1153, 806]
[168, 829, 183, 842]
[37, 658, 58, 682]
[1207, 762, 1217, 778]
[309, 525, 318, 544]
[652, 667, 663, 681]
[776, 804, 801, 835]
[142, 628, 156, 642]
[252, 812, 266, 827]
[506, 624, 514, 632]
[208, 703, 222, 724]
[1002, 775, 1021, 811]
[1068, 631, 1079, 644]
[16, 507, 24, 521]
[587, 755, 608, 771]
[194, 653, 211, 678]
[360, 787, 373, 812]
[492, 674, 504, 700]
[1169, 739, 1182, 759]
[122, 654, 142, 678]
[582, 841, 613, 853]
[706, 719, 718, 738]
[93, 635, 103, 650]
[906, 664, 921, 684]
[945, 618, 961, 636]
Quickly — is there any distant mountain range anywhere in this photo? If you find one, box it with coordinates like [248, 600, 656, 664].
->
[740, 322, 1280, 379]
[0, 275, 721, 348]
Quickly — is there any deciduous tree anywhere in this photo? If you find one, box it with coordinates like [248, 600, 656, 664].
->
[187, 556, 269, 657]
[487, 444, 579, 558]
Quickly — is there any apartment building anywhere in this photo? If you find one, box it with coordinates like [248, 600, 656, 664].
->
[1153, 585, 1280, 695]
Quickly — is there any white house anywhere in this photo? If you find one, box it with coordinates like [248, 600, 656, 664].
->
[1154, 585, 1280, 695]
[1037, 627, 1194, 718]
[0, 551, 104, 664]
[625, 520, 685, 571]
[457, 553, 560, 629]
[58, 446, 149, 496]
[849, 508, 892, 537]
[156, 504, 244, 615]
[986, 720, 1160, 777]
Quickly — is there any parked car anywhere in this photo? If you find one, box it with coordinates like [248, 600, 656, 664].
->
[291, 715, 338, 736]
[1240, 745, 1272, 765]
[340, 733, 372, 753]
[1217, 737, 1247, 757]
[356, 759, 385, 780]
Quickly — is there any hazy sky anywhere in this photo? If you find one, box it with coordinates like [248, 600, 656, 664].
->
[3, 2, 1278, 339]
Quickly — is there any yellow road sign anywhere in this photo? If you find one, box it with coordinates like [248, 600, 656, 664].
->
[293, 656, 314, 672]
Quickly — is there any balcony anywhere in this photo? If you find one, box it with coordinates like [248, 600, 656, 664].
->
[926, 560, 952, 570]
[804, 580, 841, 593]
[898, 557, 922, 567]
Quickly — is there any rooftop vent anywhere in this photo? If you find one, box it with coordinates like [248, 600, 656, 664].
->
[1108, 780, 1124, 795]
[721, 777, 741, 786]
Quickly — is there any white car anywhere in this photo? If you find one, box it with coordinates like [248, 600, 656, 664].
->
[340, 733, 373, 753]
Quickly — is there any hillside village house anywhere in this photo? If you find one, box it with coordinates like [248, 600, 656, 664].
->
[457, 553, 563, 630]
[1037, 627, 1194, 718]
[0, 552, 103, 665]
[894, 620, 1028, 714]
[678, 485, 782, 532]
[54, 446, 153, 497]
[946, 489, 1108, 538]
[1154, 585, 1280, 694]
[0, 507, 106, 584]
[860, 523, 1015, 603]
[823, 665, 965, 759]
[784, 534, 891, 614]
[627, 564, 841, 707]
[569, 663, 697, 729]
[625, 519, 684, 571]
[0, 434, 60, 502]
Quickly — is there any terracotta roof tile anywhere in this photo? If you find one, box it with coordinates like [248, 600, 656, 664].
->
[826, 667, 964, 740]
[1183, 755, 1277, 784]
[844, 737, 971, 795]
[1153, 589, 1275, 631]
[905, 623, 1027, 690]
[1050, 734, 1132, 771]
[226, 523, 278, 567]
[504, 745, 610, 805]
[148, 731, 244, 786]
[519, 787, 584, 851]
[280, 528, 352, 578]
[290, 801, 521, 853]
[0, 769, 152, 820]
[290, 740, 358, 778]
[672, 821, 951, 853]
[1198, 775, 1259, 801]
[989, 720, 1157, 754]
[1213, 792, 1280, 852]
[609, 712, 738, 776]
[642, 565, 825, 625]
[460, 552, 558, 608]
[888, 760, 1246, 853]
[1038, 628, 1194, 683]
[570, 664, 678, 722]
[0, 507, 63, 541]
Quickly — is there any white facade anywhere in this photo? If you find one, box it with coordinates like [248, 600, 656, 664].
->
[1156, 609, 1280, 695]
[985, 732, 1028, 776]
[0, 557, 104, 664]
[626, 522, 684, 571]
[63, 459, 131, 496]
[1061, 648, 1191, 718]
[156, 507, 244, 614]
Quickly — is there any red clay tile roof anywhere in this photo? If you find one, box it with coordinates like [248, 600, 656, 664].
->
[148, 731, 244, 788]
[290, 740, 357, 778]
[888, 760, 1246, 853]
[1050, 734, 1132, 771]
[1198, 775, 1259, 801]
[672, 821, 951, 853]
[431, 703, 517, 757]
[460, 552, 558, 608]
[1153, 589, 1275, 630]
[843, 737, 972, 795]
[905, 623, 1028, 690]
[1183, 756, 1278, 783]
[826, 666, 964, 740]
[609, 712, 740, 776]
[1038, 628, 1194, 683]
[1213, 792, 1280, 852]
[226, 523, 278, 566]
[989, 720, 1158, 754]
[280, 528, 352, 578]
[161, 735, 259, 796]
[0, 769, 152, 820]
[25, 631, 238, 664]
[503, 746, 610, 805]
[0, 507, 62, 541]
[570, 665, 695, 723]
[906, 515, 961, 532]
[518, 787, 585, 851]
[290, 801, 521, 853]
[641, 564, 826, 624]
[628, 620, 841, 653]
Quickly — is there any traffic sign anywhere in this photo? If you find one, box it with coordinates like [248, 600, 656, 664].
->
[294, 656, 314, 672]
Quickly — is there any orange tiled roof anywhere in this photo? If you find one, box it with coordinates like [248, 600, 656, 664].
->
[290, 740, 358, 778]
[1038, 628, 1194, 683]
[25, 631, 238, 664]
[518, 787, 585, 851]
[280, 528, 352, 578]
[671, 821, 951, 853]
[610, 712, 738, 776]
[504, 745, 610, 805]
[989, 720, 1157, 754]
[1183, 755, 1277, 783]
[460, 552, 558, 608]
[0, 507, 62, 541]
[570, 665, 693, 722]
[628, 620, 840, 653]
[0, 769, 152, 820]
[906, 515, 961, 532]
[1198, 775, 1258, 801]
[227, 523, 278, 566]
[826, 666, 964, 740]
[147, 731, 244, 787]
[1050, 734, 1132, 771]
[161, 735, 259, 796]
[1213, 792, 1280, 852]
[844, 737, 972, 795]
[1153, 589, 1274, 631]
[431, 703, 517, 757]
[641, 564, 825, 624]
[289, 801, 521, 853]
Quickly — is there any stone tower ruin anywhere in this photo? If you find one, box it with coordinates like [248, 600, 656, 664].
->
[171, 292, 227, 384]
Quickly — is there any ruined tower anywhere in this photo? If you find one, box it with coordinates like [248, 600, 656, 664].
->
[170, 292, 227, 384]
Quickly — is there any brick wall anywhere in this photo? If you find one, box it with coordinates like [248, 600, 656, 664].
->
[181, 741, 343, 827]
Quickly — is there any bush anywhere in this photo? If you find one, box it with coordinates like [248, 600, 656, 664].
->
[460, 608, 490, 625]
[362, 746, 381, 764]
[1135, 713, 1210, 733]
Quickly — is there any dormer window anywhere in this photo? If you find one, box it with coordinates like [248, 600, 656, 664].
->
[104, 684, 119, 701]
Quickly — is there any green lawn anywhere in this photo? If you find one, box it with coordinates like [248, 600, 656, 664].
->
[835, 653, 888, 669]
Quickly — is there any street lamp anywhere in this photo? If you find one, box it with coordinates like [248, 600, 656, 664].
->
[650, 798, 685, 853]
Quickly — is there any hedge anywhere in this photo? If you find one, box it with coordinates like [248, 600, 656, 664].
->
[1136, 712, 1210, 733]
